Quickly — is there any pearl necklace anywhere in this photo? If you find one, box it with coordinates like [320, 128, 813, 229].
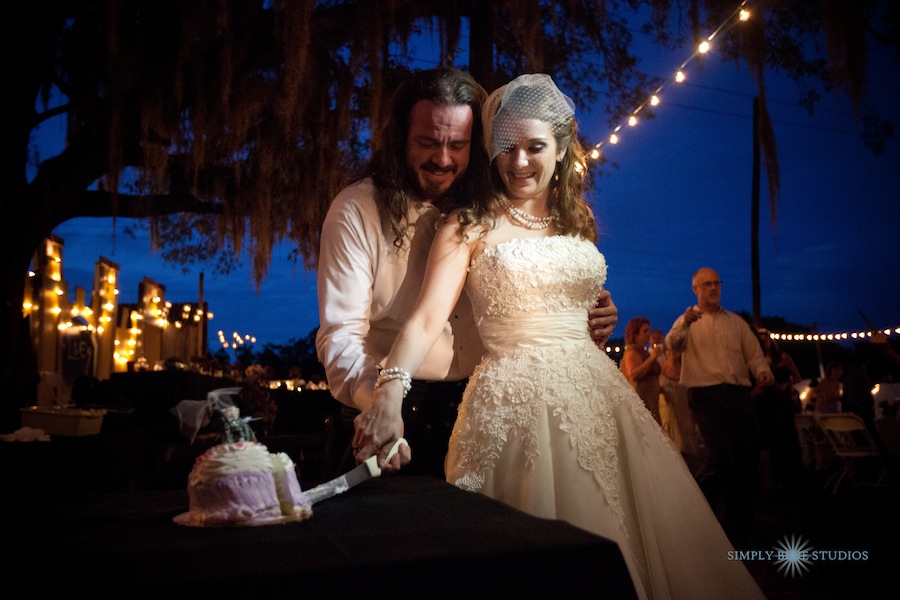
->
[499, 198, 557, 230]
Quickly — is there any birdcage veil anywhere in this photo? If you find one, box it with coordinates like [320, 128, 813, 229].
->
[482, 74, 576, 161]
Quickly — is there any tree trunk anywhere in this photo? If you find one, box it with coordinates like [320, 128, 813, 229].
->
[0, 208, 45, 431]
[751, 96, 761, 330]
[468, 3, 496, 91]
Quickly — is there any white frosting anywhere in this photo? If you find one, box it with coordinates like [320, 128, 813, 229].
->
[189, 442, 276, 484]
[271, 451, 294, 473]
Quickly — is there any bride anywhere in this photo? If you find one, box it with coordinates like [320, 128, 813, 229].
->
[353, 73, 764, 600]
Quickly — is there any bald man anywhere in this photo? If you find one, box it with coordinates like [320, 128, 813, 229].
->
[666, 267, 772, 547]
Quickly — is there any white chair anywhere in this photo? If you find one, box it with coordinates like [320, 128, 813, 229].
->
[794, 413, 820, 469]
[815, 413, 888, 494]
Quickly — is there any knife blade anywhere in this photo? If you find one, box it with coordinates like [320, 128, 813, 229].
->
[306, 437, 408, 505]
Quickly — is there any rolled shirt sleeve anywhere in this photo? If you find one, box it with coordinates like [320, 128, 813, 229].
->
[315, 181, 385, 407]
[315, 179, 484, 409]
[665, 315, 689, 353]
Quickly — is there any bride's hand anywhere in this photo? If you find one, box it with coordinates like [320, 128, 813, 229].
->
[352, 381, 406, 466]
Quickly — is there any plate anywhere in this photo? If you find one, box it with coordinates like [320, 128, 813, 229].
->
[172, 510, 311, 527]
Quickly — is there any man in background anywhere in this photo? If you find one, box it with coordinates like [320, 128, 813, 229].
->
[666, 267, 772, 546]
[316, 67, 619, 477]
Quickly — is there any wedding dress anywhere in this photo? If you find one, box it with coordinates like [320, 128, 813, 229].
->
[445, 236, 764, 600]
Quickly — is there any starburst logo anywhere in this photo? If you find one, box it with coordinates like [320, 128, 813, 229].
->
[772, 534, 815, 578]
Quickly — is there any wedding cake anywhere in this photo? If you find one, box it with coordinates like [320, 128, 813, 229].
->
[175, 441, 312, 527]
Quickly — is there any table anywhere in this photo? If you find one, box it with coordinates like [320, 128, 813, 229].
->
[5, 476, 636, 599]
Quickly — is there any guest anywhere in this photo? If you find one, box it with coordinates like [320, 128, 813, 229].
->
[842, 361, 877, 433]
[649, 329, 666, 364]
[650, 329, 676, 439]
[871, 330, 900, 375]
[620, 318, 662, 424]
[658, 338, 705, 474]
[655, 335, 675, 436]
[666, 268, 773, 547]
[315, 67, 619, 477]
[752, 330, 804, 491]
[814, 361, 844, 414]
[356, 74, 764, 599]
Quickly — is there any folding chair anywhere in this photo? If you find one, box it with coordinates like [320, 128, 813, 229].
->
[815, 413, 888, 494]
[794, 413, 821, 469]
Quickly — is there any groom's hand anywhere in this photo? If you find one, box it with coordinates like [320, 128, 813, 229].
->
[589, 290, 618, 348]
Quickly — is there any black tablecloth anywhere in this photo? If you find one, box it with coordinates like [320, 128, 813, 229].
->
[5, 476, 636, 599]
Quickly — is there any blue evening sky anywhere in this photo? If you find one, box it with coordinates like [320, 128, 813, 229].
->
[42, 17, 900, 358]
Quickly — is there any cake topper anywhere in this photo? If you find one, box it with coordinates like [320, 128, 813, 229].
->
[210, 397, 258, 443]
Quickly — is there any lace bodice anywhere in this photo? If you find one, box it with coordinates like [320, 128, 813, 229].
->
[466, 236, 607, 352]
[467, 236, 606, 319]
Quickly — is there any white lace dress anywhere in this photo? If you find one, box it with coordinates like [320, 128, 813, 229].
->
[445, 236, 764, 600]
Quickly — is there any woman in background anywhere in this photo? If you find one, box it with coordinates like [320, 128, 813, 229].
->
[657, 333, 705, 474]
[621, 317, 662, 425]
[815, 361, 844, 414]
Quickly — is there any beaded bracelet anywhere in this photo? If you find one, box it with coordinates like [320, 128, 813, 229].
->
[374, 366, 412, 398]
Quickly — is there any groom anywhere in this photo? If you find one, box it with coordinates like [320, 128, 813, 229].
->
[316, 67, 618, 477]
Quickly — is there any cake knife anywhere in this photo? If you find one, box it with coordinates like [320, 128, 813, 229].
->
[306, 437, 408, 505]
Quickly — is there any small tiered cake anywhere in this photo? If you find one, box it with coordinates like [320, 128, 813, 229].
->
[176, 441, 312, 527]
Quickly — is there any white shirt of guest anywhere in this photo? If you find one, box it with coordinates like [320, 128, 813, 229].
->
[665, 306, 771, 389]
[315, 179, 484, 408]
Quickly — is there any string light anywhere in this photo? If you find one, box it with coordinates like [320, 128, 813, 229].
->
[767, 327, 900, 343]
[599, 326, 899, 355]
[590, 0, 752, 160]
[217, 329, 257, 350]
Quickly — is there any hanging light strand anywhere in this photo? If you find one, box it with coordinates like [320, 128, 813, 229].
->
[767, 327, 900, 343]
[590, 1, 752, 162]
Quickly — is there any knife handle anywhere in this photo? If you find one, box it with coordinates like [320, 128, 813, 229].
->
[386, 437, 408, 461]
[368, 437, 408, 477]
